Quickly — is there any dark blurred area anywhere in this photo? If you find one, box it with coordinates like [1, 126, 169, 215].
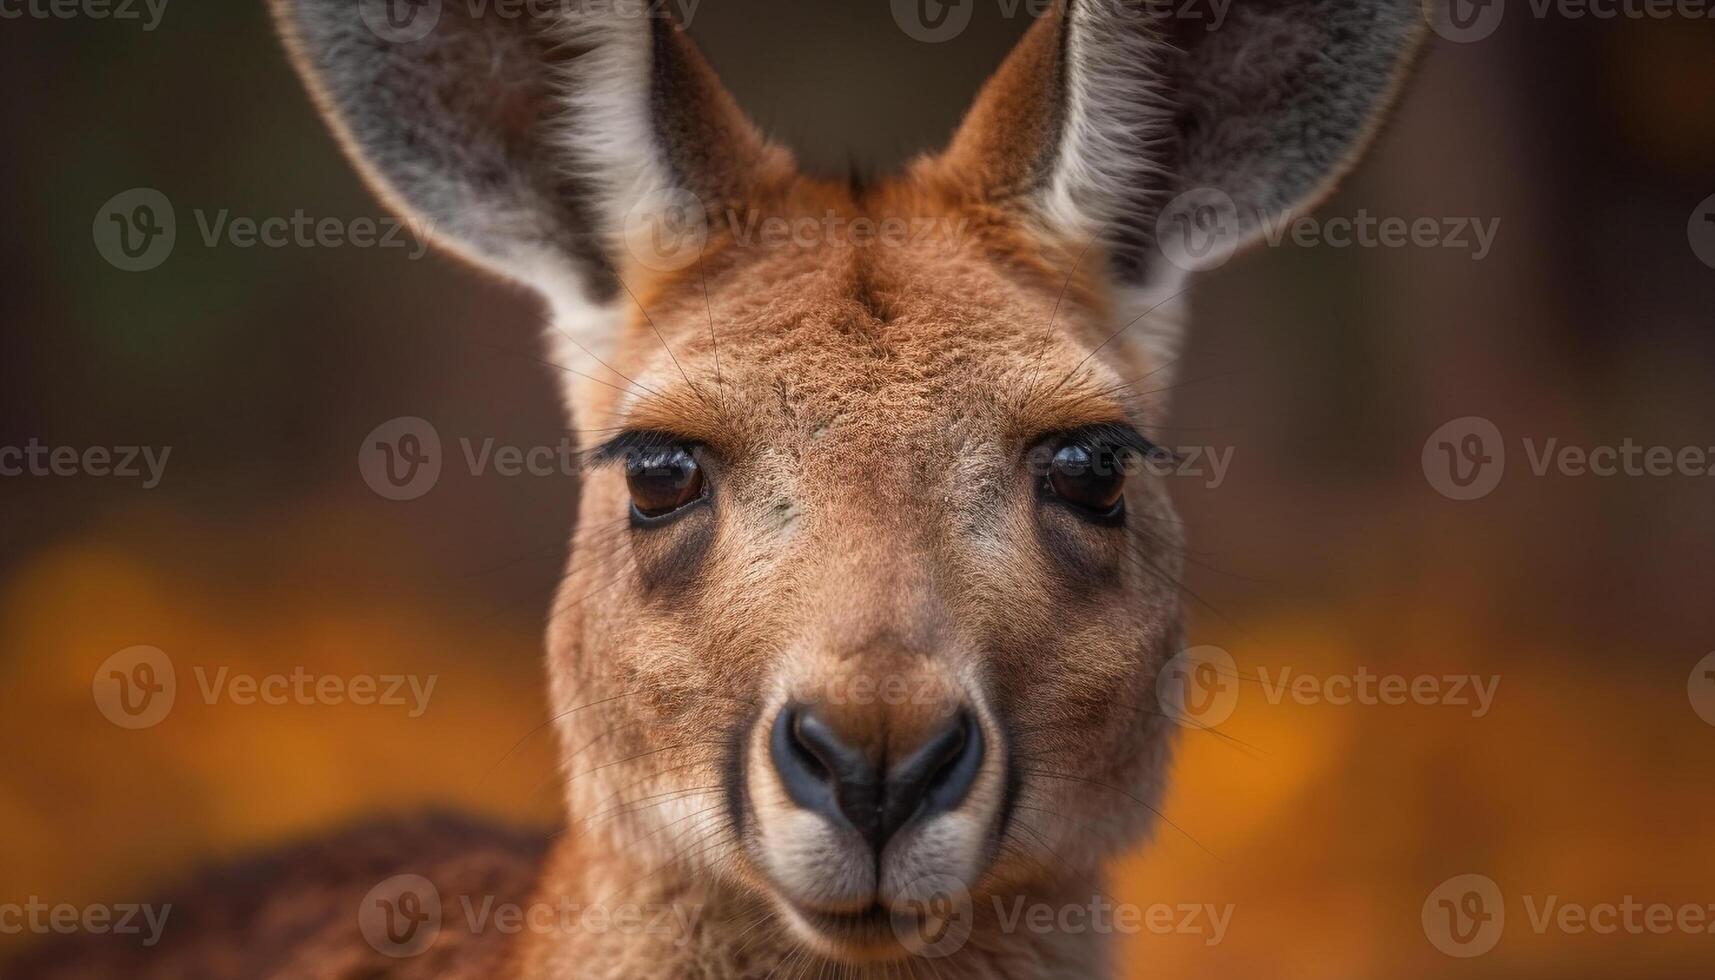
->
[2, 2, 1714, 977]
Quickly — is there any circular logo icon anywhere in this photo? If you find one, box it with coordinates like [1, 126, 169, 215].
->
[1688, 193, 1715, 270]
[93, 188, 176, 272]
[93, 645, 177, 729]
[359, 416, 443, 501]
[891, 874, 973, 959]
[357, 0, 442, 44]
[1155, 645, 1241, 729]
[1155, 186, 1243, 273]
[1424, 0, 1504, 43]
[1689, 652, 1715, 726]
[1422, 416, 1505, 501]
[621, 187, 709, 273]
[1422, 874, 1504, 957]
[890, 0, 974, 43]
[359, 873, 442, 958]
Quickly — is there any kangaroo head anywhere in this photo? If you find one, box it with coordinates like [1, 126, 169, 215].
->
[276, 0, 1420, 968]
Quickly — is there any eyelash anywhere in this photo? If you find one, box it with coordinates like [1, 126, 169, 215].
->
[588, 427, 1172, 476]
[586, 430, 696, 470]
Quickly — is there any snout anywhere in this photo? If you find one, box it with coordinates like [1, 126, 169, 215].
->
[769, 704, 985, 854]
[740, 668, 1009, 957]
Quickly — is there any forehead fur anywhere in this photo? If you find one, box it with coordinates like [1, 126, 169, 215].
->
[570, 174, 1161, 451]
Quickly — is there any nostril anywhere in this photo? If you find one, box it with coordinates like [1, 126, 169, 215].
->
[925, 717, 971, 792]
[881, 711, 985, 845]
[786, 712, 830, 782]
[769, 706, 882, 846]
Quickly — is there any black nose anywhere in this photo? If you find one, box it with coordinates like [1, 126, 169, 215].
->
[769, 705, 985, 853]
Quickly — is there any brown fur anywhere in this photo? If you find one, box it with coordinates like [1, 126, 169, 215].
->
[8, 1, 1423, 976]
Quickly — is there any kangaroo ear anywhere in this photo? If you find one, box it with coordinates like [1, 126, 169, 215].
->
[939, 0, 1423, 293]
[270, 1, 787, 349]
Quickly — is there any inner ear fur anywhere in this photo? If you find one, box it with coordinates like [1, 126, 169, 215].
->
[271, 2, 790, 310]
[932, 0, 1425, 280]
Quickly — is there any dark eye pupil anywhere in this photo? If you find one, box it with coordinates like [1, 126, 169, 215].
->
[1048, 443, 1126, 512]
[625, 447, 704, 517]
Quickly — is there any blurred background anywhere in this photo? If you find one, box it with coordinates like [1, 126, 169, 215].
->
[3, 1, 1714, 977]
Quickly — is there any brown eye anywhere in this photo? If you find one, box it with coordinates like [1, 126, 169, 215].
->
[1046, 442, 1126, 518]
[625, 446, 705, 520]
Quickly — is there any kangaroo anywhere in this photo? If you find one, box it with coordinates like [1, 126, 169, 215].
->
[8, 1, 1421, 977]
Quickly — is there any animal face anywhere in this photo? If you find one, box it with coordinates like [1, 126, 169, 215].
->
[273, 0, 1421, 966]
[554, 181, 1187, 956]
